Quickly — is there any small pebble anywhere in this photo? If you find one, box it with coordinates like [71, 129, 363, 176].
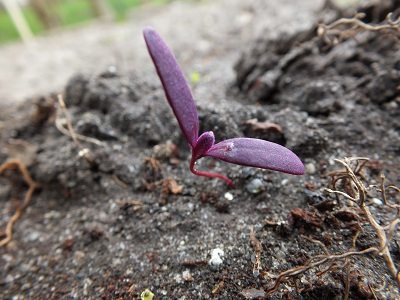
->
[125, 268, 133, 275]
[224, 192, 234, 201]
[182, 269, 193, 281]
[44, 211, 61, 220]
[4, 274, 14, 284]
[174, 274, 182, 284]
[245, 178, 264, 194]
[208, 248, 224, 269]
[2, 254, 13, 262]
[83, 278, 92, 296]
[112, 258, 121, 266]
[73, 251, 85, 266]
[371, 198, 383, 206]
[26, 231, 40, 242]
[385, 101, 398, 110]
[119, 242, 126, 250]
[305, 162, 316, 174]
[108, 65, 117, 74]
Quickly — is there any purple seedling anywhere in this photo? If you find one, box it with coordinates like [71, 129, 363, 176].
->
[143, 27, 304, 187]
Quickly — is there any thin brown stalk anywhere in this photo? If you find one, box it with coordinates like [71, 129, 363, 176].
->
[0, 159, 39, 247]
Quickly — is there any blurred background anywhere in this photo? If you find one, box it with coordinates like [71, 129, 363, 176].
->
[0, 0, 370, 108]
[0, 0, 186, 44]
[0, 0, 216, 106]
[4, 0, 369, 108]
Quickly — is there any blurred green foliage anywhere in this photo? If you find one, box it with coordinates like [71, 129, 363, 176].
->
[56, 0, 94, 25]
[0, 7, 42, 44]
[0, 0, 175, 44]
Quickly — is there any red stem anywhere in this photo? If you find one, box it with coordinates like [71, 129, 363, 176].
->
[190, 158, 234, 188]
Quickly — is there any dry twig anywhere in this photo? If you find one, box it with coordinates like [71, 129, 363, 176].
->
[267, 247, 378, 295]
[0, 159, 39, 247]
[326, 158, 400, 285]
[318, 12, 400, 45]
[265, 157, 400, 295]
[250, 226, 262, 276]
[56, 95, 105, 147]
[55, 95, 102, 167]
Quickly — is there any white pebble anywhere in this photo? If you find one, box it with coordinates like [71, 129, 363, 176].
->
[174, 273, 182, 284]
[372, 198, 383, 206]
[305, 162, 316, 174]
[182, 269, 193, 281]
[245, 178, 264, 194]
[208, 248, 224, 268]
[224, 192, 234, 201]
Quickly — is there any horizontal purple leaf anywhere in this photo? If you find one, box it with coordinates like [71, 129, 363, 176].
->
[143, 27, 199, 147]
[206, 138, 305, 175]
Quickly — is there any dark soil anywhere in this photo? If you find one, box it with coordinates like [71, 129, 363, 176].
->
[1, 2, 400, 300]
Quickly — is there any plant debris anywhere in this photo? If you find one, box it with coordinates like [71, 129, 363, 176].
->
[0, 159, 39, 247]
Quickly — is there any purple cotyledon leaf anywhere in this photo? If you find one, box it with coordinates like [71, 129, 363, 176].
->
[143, 27, 305, 187]
[143, 27, 199, 147]
[206, 138, 304, 175]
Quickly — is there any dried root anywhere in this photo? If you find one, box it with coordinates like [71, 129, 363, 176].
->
[0, 159, 39, 247]
[267, 246, 377, 295]
[55, 94, 102, 168]
[265, 157, 399, 295]
[249, 226, 262, 276]
[326, 158, 399, 285]
[318, 12, 400, 45]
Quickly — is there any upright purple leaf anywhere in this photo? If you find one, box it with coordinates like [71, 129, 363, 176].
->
[206, 138, 305, 175]
[143, 27, 199, 147]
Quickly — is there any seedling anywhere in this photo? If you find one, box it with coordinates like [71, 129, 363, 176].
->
[143, 28, 304, 186]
